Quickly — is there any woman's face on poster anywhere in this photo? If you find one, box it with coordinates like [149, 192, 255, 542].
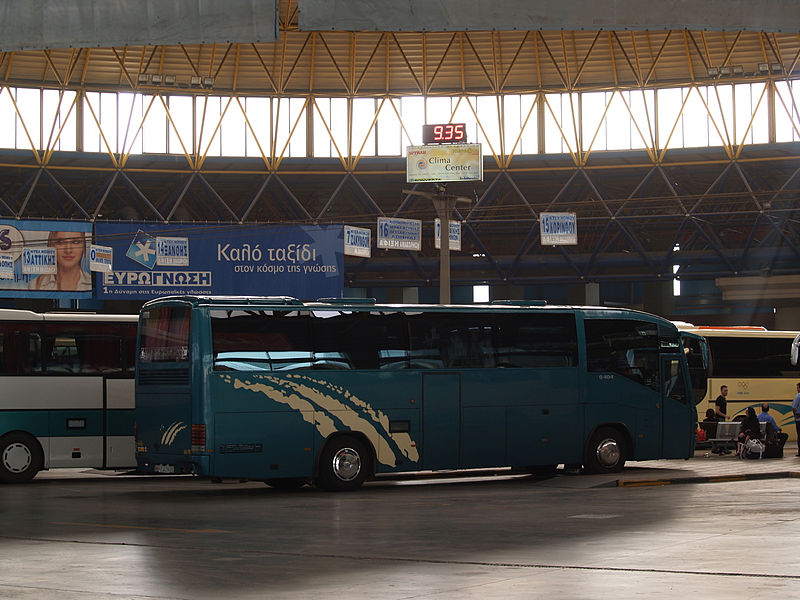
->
[51, 231, 85, 269]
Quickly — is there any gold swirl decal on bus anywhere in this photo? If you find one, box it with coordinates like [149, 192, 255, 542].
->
[218, 373, 419, 467]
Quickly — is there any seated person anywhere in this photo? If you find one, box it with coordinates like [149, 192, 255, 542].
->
[757, 403, 789, 448]
[700, 408, 724, 452]
[737, 407, 763, 457]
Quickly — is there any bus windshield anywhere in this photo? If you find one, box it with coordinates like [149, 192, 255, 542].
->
[139, 306, 190, 363]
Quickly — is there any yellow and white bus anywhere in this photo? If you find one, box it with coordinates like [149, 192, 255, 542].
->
[676, 323, 800, 440]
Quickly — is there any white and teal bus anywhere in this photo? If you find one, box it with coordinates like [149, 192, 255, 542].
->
[0, 309, 138, 482]
[135, 296, 708, 491]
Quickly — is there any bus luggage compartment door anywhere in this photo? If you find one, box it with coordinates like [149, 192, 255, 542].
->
[422, 373, 460, 470]
[105, 377, 135, 468]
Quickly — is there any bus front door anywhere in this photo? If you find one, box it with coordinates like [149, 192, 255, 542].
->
[661, 356, 694, 458]
[422, 373, 460, 470]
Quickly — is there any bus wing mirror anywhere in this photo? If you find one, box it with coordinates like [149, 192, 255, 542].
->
[792, 333, 800, 367]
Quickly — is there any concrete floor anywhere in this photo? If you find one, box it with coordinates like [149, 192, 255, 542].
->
[1, 455, 800, 599]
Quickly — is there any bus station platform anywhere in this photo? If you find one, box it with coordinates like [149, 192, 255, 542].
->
[582, 449, 800, 488]
[36, 448, 800, 489]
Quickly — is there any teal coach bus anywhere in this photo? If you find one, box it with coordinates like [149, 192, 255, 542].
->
[134, 296, 708, 491]
[0, 309, 138, 482]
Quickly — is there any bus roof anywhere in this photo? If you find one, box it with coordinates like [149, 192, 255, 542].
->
[141, 294, 675, 324]
[0, 308, 137, 323]
[675, 322, 800, 338]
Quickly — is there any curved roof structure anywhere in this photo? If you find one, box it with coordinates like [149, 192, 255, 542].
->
[0, 0, 798, 299]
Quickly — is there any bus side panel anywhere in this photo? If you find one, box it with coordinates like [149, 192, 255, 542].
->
[213, 410, 315, 479]
[2, 376, 102, 409]
[1, 376, 107, 467]
[48, 409, 103, 466]
[207, 371, 423, 478]
[0, 410, 49, 445]
[461, 369, 583, 468]
[421, 372, 460, 470]
[461, 405, 505, 468]
[106, 378, 135, 468]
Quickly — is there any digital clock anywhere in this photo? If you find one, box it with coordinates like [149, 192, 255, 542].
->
[422, 123, 467, 145]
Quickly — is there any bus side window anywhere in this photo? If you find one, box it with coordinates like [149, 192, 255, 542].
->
[663, 358, 688, 404]
[123, 324, 138, 372]
[0, 325, 41, 375]
[313, 311, 409, 370]
[493, 314, 577, 368]
[43, 323, 125, 374]
[210, 309, 311, 371]
[585, 319, 659, 390]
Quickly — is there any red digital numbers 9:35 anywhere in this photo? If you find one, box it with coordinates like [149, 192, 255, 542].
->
[422, 123, 467, 144]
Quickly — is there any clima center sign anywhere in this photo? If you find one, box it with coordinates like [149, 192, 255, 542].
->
[406, 144, 482, 183]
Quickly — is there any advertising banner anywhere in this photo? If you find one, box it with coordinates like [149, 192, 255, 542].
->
[94, 223, 344, 300]
[0, 220, 93, 299]
[406, 143, 483, 183]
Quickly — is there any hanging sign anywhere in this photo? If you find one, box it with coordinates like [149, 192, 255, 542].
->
[90, 245, 114, 272]
[540, 212, 578, 245]
[434, 219, 462, 251]
[21, 248, 57, 275]
[0, 253, 13, 279]
[377, 217, 422, 251]
[344, 226, 371, 258]
[156, 237, 190, 266]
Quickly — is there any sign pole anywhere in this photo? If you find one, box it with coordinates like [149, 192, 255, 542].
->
[432, 193, 455, 304]
[404, 186, 471, 305]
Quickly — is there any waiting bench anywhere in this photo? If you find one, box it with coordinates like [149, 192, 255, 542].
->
[706, 421, 767, 454]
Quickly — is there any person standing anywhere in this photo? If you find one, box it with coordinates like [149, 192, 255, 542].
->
[792, 382, 800, 457]
[715, 385, 729, 421]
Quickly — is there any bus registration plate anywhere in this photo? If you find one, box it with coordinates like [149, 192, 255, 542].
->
[155, 464, 175, 474]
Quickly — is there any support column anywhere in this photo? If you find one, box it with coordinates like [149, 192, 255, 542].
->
[584, 282, 600, 306]
[402, 287, 419, 304]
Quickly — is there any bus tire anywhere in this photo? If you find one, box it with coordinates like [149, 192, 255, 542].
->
[0, 432, 43, 483]
[584, 427, 627, 474]
[316, 436, 369, 492]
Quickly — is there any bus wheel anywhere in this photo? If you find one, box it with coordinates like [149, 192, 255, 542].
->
[584, 427, 627, 474]
[0, 433, 43, 483]
[316, 436, 369, 492]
